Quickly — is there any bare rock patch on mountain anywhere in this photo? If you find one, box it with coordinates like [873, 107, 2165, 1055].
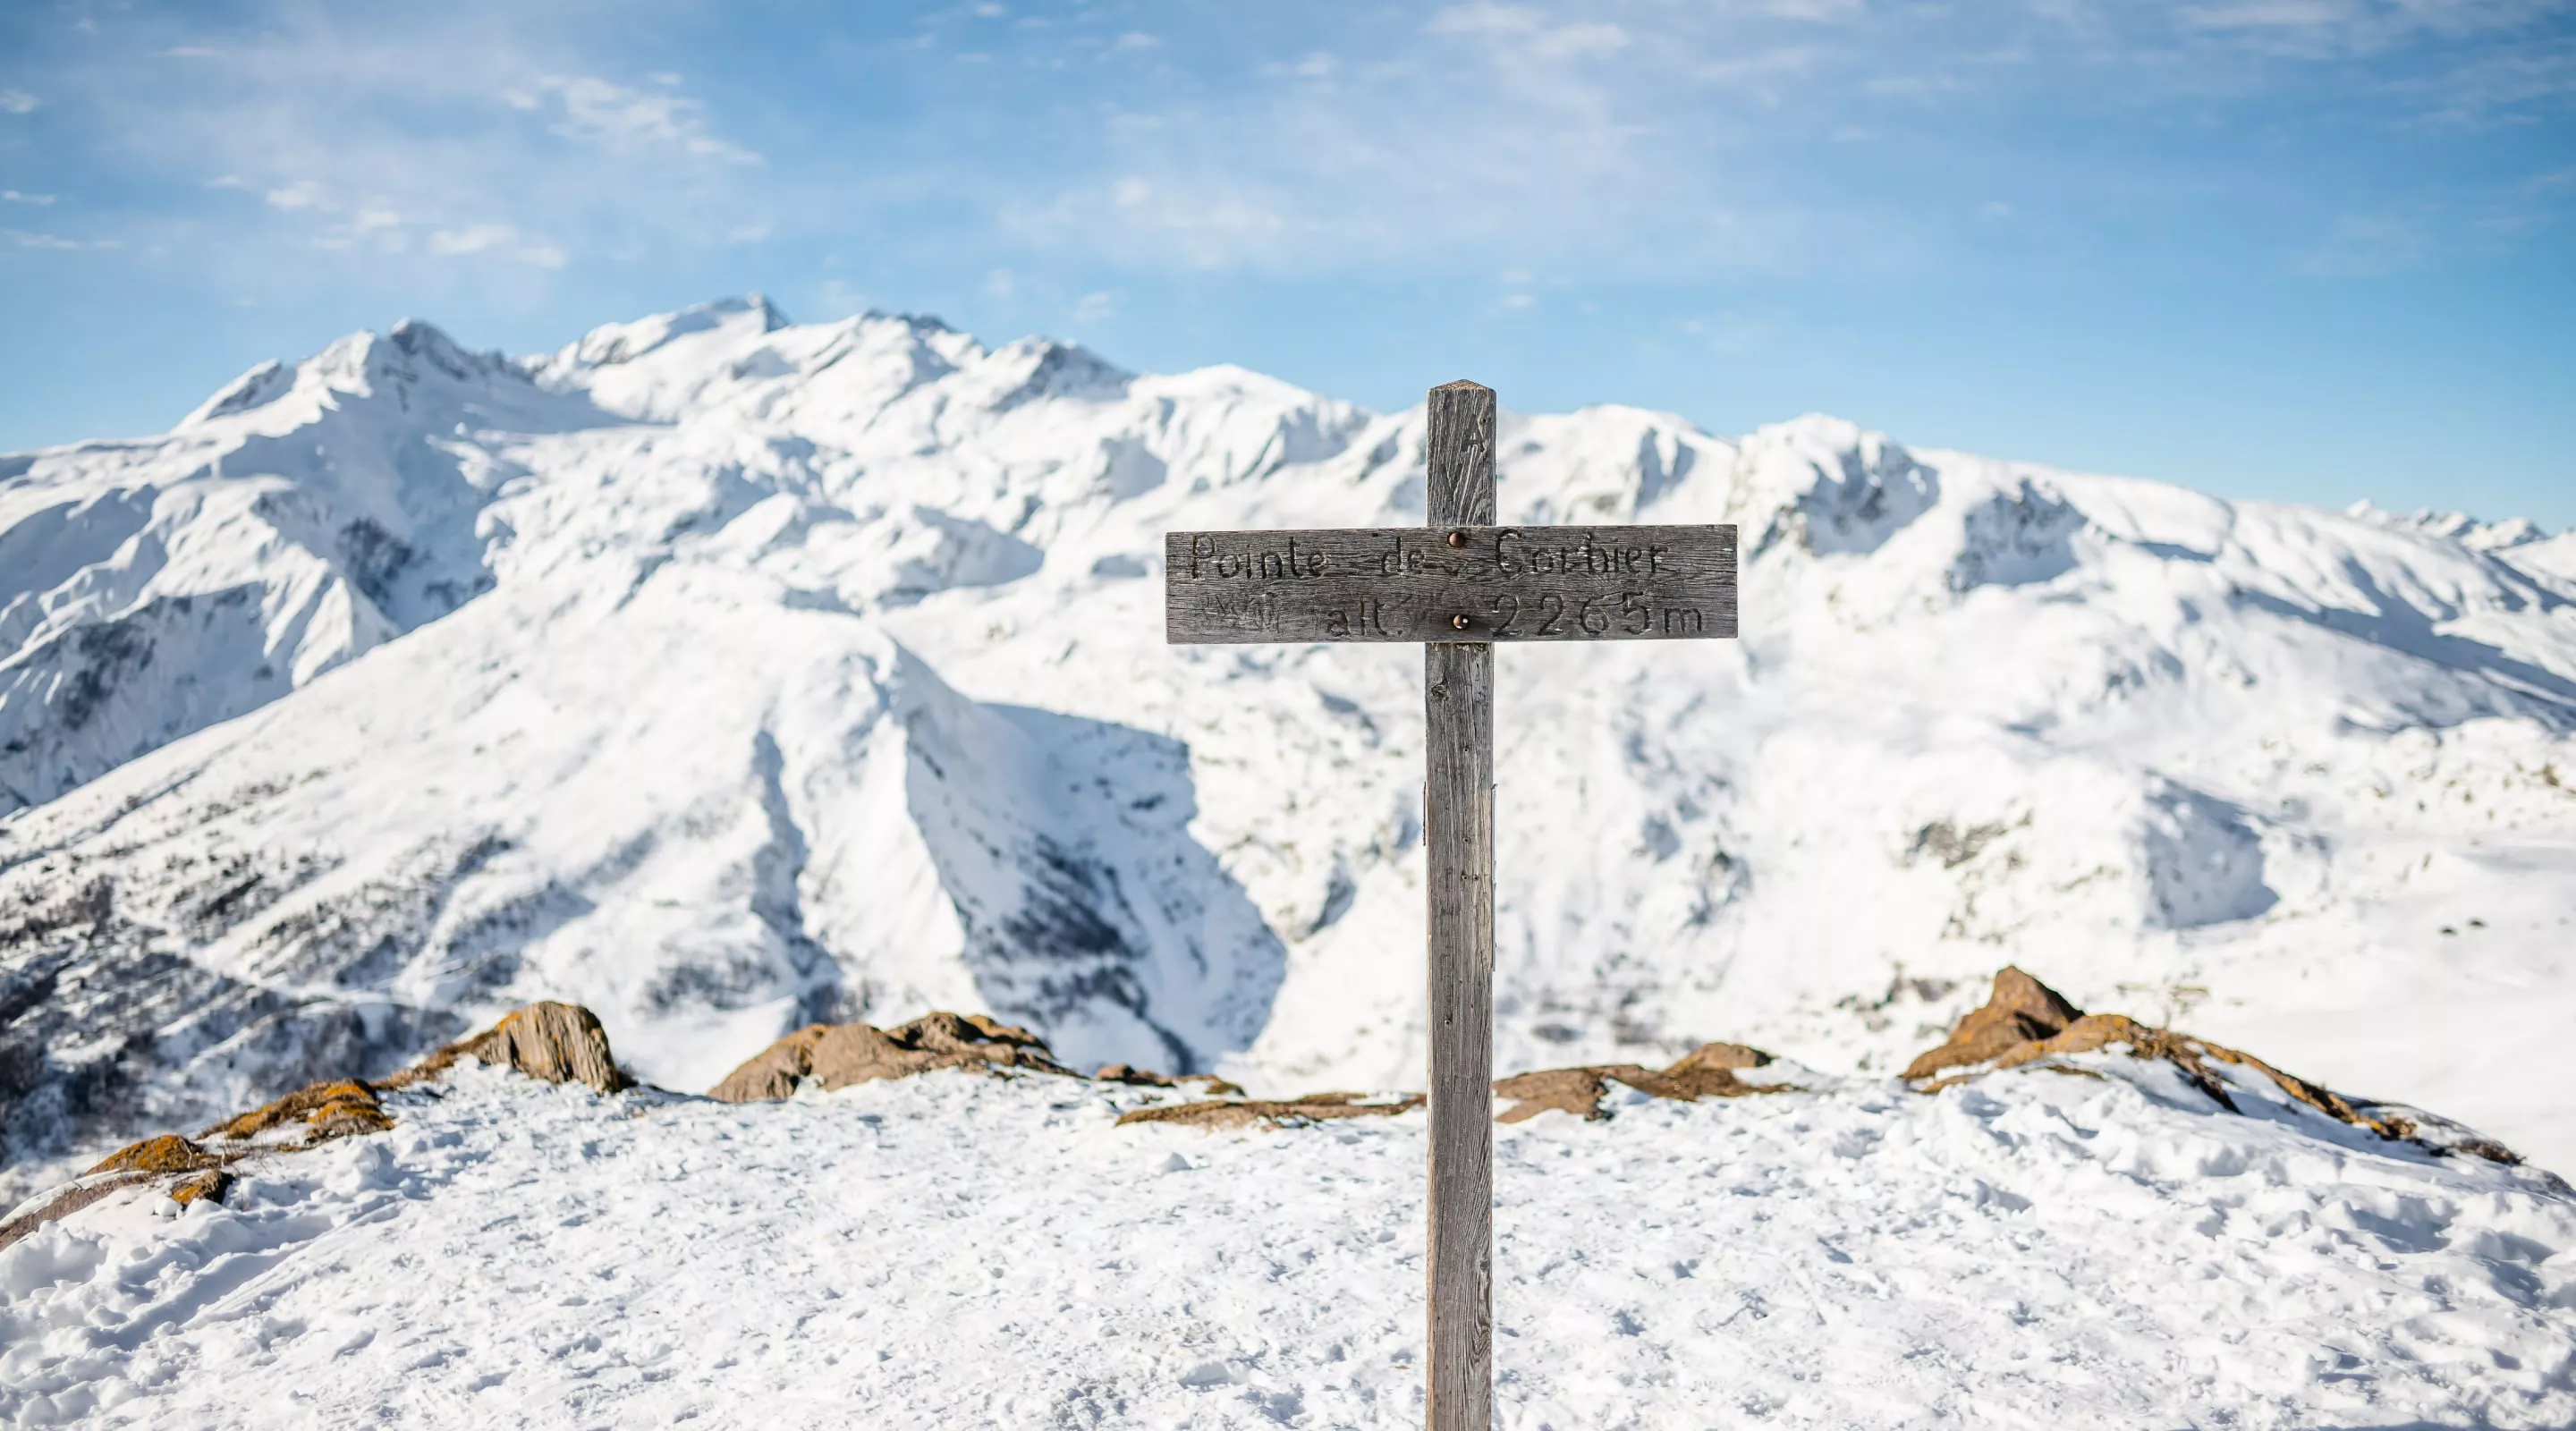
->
[1116, 1090, 1427, 1130]
[0, 1000, 634, 1250]
[708, 1011, 1074, 1102]
[1493, 1041, 1788, 1123]
[1907, 968, 2529, 1166]
[394, 1001, 630, 1095]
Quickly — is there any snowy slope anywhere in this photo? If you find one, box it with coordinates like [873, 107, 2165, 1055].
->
[5, 1059, 2574, 1429]
[3, 297, 2572, 1196]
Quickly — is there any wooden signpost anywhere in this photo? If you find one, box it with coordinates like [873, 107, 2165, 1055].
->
[1166, 380, 1738, 1429]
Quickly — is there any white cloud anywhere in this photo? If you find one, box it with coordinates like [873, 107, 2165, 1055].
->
[428, 223, 517, 255]
[1072, 290, 1115, 322]
[532, 74, 761, 165]
[989, 0, 2572, 281]
[419, 222, 566, 267]
[19, 0, 2566, 302]
[1426, 5, 1629, 60]
[1, 191, 55, 205]
[36, 6, 778, 288]
[0, 90, 38, 114]
[5, 229, 115, 250]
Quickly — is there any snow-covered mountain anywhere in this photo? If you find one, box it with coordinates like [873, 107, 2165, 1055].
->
[3, 296, 2572, 1195]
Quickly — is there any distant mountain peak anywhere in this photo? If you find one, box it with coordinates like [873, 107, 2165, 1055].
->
[4, 300, 2572, 1202]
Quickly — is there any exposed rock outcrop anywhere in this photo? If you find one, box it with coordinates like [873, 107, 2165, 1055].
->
[1494, 1042, 1784, 1123]
[1900, 967, 2082, 1080]
[206, 1079, 394, 1146]
[88, 1133, 230, 1176]
[1905, 969, 2523, 1164]
[171, 1169, 233, 1207]
[395, 1001, 630, 1095]
[708, 1011, 1075, 1102]
[1097, 1063, 1246, 1097]
[1115, 1092, 1426, 1130]
[0, 1001, 633, 1251]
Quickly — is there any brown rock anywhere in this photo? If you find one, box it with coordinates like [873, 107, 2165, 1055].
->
[1096, 1063, 1172, 1086]
[708, 1010, 1076, 1102]
[204, 1078, 394, 1144]
[1909, 970, 2524, 1165]
[87, 1133, 228, 1176]
[1665, 1041, 1773, 1075]
[1493, 1066, 1630, 1123]
[1900, 967, 2084, 1080]
[170, 1170, 233, 1207]
[1495, 1041, 1787, 1122]
[1116, 1093, 1425, 1130]
[708, 1024, 831, 1103]
[1096, 1063, 1248, 1097]
[398, 1001, 630, 1094]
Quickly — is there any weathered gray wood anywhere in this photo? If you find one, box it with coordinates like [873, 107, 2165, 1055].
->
[1159, 377, 1741, 1429]
[1163, 523, 1738, 644]
[1427, 379, 1498, 527]
[1425, 380, 1495, 1431]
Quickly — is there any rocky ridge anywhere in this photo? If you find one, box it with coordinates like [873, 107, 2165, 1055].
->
[8, 965, 2538, 1256]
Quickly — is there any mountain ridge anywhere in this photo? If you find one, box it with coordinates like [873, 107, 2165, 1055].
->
[2, 297, 2571, 1198]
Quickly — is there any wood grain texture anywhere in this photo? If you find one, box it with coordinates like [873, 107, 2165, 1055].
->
[1426, 381, 1495, 1431]
[1427, 380, 1497, 528]
[1424, 639, 1494, 1431]
[1163, 524, 1737, 644]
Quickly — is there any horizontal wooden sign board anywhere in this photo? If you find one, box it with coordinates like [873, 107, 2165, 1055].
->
[1165, 524, 1737, 644]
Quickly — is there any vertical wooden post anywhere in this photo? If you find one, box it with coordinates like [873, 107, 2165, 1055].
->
[1423, 379, 1496, 1431]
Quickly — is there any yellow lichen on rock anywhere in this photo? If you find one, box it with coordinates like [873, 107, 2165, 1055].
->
[204, 1078, 394, 1145]
[86, 1133, 228, 1176]
[170, 1170, 233, 1207]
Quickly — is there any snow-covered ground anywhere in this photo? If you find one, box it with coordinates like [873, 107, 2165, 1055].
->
[3, 294, 2572, 1202]
[4, 1058, 2572, 1429]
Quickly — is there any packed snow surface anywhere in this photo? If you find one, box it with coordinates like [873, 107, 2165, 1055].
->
[2, 295, 2572, 1198]
[4, 1061, 2574, 1429]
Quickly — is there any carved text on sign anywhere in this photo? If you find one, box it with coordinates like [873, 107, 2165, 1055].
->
[1164, 524, 1738, 645]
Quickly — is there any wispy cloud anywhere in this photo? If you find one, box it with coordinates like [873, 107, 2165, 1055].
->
[980, 0, 2574, 279]
[0, 90, 38, 114]
[1, 191, 55, 206]
[5, 229, 117, 250]
[27, 0, 761, 292]
[513, 74, 761, 165]
[7, 0, 2571, 302]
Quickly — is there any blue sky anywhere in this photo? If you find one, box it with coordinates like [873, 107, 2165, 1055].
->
[3, 0, 2571, 526]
